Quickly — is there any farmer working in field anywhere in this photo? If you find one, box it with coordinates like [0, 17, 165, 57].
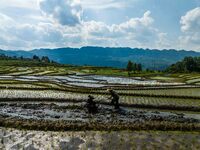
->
[85, 95, 98, 113]
[107, 89, 120, 109]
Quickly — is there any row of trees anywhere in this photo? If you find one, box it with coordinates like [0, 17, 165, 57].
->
[0, 54, 19, 60]
[126, 56, 200, 74]
[166, 57, 200, 73]
[0, 53, 57, 64]
[32, 55, 52, 63]
[126, 60, 142, 72]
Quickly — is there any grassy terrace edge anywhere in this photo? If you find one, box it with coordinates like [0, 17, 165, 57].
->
[0, 117, 199, 131]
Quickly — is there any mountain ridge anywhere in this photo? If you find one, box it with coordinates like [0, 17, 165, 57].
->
[0, 46, 200, 70]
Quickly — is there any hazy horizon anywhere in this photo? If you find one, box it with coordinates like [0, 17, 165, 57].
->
[1, 46, 200, 52]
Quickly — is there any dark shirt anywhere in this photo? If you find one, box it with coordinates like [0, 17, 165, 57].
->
[111, 91, 119, 99]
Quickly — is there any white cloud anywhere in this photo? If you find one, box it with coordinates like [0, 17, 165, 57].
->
[180, 7, 200, 33]
[39, 0, 82, 26]
[0, 0, 38, 9]
[0, 13, 68, 49]
[0, 1, 165, 50]
[81, 0, 125, 9]
[179, 7, 200, 50]
[0, 13, 15, 28]
[1, 1, 200, 51]
[0, 8, 163, 50]
[83, 11, 160, 48]
[155, 33, 175, 49]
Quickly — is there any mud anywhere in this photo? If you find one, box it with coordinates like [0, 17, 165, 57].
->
[0, 102, 199, 125]
[1, 128, 200, 150]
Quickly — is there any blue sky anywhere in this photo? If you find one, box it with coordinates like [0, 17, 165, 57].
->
[0, 0, 200, 51]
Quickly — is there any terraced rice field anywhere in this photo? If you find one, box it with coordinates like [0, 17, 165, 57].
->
[0, 90, 89, 102]
[0, 74, 199, 111]
[120, 96, 200, 107]
[0, 67, 200, 149]
[1, 128, 199, 150]
[116, 88, 200, 98]
[178, 74, 200, 84]
[0, 89, 199, 109]
[0, 66, 69, 76]
[0, 74, 199, 121]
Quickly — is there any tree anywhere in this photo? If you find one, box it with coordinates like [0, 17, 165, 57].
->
[133, 63, 137, 72]
[137, 64, 142, 72]
[0, 54, 6, 60]
[41, 56, 50, 63]
[166, 56, 200, 73]
[126, 61, 143, 74]
[126, 60, 133, 72]
[33, 55, 40, 61]
[126, 60, 134, 77]
[183, 57, 197, 72]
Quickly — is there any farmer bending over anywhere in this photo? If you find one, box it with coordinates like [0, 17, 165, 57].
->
[107, 89, 120, 109]
[86, 95, 98, 113]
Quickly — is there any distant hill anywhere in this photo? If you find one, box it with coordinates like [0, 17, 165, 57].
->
[0, 47, 200, 70]
[0, 52, 59, 67]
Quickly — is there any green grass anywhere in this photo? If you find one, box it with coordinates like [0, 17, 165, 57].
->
[0, 117, 199, 131]
[120, 96, 200, 108]
[0, 59, 55, 67]
[116, 88, 200, 98]
[150, 76, 184, 83]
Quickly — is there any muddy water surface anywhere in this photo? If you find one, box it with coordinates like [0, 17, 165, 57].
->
[0, 102, 199, 124]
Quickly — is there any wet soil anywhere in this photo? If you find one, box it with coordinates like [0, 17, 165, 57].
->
[1, 128, 200, 150]
[0, 102, 199, 123]
[0, 102, 199, 131]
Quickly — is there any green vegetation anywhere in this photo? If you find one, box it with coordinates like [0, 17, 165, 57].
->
[0, 117, 199, 131]
[167, 56, 200, 73]
[126, 60, 142, 76]
[0, 54, 61, 67]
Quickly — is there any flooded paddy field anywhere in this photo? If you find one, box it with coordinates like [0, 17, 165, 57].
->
[0, 74, 199, 131]
[0, 101, 200, 131]
[0, 75, 185, 88]
[0, 101, 199, 123]
[0, 74, 200, 149]
[0, 128, 200, 150]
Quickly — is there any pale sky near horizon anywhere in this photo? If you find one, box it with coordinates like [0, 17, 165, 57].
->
[0, 0, 200, 51]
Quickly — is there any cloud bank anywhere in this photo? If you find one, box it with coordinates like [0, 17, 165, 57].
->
[0, 0, 199, 51]
[179, 7, 200, 50]
[39, 0, 82, 26]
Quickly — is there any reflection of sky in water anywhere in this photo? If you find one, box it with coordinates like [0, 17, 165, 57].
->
[54, 76, 99, 83]
[87, 75, 157, 85]
[0, 75, 184, 87]
[68, 82, 105, 88]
